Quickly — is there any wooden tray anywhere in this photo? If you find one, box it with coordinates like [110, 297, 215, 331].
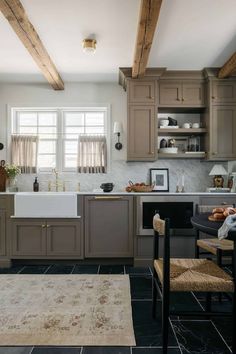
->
[208, 215, 225, 222]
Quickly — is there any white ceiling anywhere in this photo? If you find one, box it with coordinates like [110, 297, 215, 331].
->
[0, 0, 235, 83]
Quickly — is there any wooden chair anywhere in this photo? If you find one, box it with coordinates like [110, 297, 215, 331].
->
[152, 214, 235, 354]
[195, 205, 234, 267]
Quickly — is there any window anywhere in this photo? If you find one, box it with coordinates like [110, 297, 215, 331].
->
[11, 107, 107, 172]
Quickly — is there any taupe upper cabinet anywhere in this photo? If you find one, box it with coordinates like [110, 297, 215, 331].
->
[128, 105, 156, 161]
[159, 80, 205, 107]
[211, 81, 236, 104]
[128, 80, 156, 104]
[208, 106, 236, 160]
[127, 80, 157, 161]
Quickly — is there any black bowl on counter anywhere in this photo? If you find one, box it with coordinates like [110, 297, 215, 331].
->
[100, 183, 114, 192]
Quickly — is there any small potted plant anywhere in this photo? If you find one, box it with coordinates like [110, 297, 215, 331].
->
[4, 164, 21, 191]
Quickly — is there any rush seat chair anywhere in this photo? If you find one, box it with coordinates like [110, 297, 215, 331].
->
[152, 214, 235, 354]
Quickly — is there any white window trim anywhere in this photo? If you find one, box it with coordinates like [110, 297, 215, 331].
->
[8, 105, 111, 174]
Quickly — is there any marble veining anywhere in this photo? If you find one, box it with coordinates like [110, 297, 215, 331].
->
[15, 160, 225, 193]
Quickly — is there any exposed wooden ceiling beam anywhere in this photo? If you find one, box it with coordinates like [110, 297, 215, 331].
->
[218, 51, 236, 79]
[132, 0, 162, 79]
[0, 0, 64, 90]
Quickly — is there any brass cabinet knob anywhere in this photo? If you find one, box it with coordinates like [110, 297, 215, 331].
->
[42, 224, 46, 228]
[182, 98, 185, 101]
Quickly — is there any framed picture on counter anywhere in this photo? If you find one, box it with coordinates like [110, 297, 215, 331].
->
[150, 168, 169, 192]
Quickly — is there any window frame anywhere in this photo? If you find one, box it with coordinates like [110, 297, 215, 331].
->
[10, 106, 110, 173]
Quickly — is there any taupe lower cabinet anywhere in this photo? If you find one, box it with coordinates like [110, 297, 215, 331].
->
[0, 210, 6, 256]
[11, 219, 83, 258]
[209, 106, 236, 160]
[127, 105, 156, 161]
[159, 80, 205, 107]
[85, 196, 133, 257]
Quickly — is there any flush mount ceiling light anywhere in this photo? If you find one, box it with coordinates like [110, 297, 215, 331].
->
[82, 39, 97, 54]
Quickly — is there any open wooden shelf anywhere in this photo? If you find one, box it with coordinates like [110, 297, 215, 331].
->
[158, 128, 207, 135]
[158, 152, 206, 159]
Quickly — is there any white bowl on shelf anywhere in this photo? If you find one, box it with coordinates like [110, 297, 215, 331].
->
[159, 147, 178, 154]
[159, 119, 169, 127]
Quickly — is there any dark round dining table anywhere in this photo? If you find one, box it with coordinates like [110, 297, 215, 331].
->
[191, 213, 236, 241]
[191, 213, 236, 353]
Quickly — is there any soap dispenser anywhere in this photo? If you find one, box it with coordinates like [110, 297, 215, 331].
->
[33, 177, 39, 192]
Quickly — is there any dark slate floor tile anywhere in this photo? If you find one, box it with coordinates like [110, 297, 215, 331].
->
[32, 348, 81, 354]
[170, 292, 203, 313]
[132, 300, 177, 347]
[125, 266, 151, 275]
[213, 317, 233, 349]
[99, 265, 124, 274]
[0, 265, 24, 274]
[193, 291, 230, 302]
[132, 348, 180, 354]
[82, 347, 130, 354]
[130, 275, 153, 300]
[172, 320, 231, 354]
[19, 265, 50, 274]
[45, 264, 74, 274]
[72, 265, 99, 274]
[199, 298, 232, 313]
[0, 348, 33, 354]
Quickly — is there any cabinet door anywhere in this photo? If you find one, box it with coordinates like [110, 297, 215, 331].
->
[12, 220, 46, 256]
[85, 196, 133, 258]
[129, 80, 156, 104]
[182, 82, 205, 106]
[128, 105, 156, 161]
[159, 81, 182, 106]
[46, 220, 83, 258]
[210, 106, 236, 159]
[212, 81, 236, 104]
[0, 210, 6, 256]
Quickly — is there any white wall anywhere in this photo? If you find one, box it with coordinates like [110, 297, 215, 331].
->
[0, 81, 225, 192]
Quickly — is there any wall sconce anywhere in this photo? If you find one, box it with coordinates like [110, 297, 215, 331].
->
[209, 164, 228, 188]
[113, 121, 123, 150]
[82, 39, 97, 54]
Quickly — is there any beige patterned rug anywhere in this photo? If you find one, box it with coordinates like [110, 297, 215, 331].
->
[0, 274, 136, 346]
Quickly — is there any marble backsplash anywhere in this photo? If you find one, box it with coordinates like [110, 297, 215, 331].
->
[15, 159, 226, 193]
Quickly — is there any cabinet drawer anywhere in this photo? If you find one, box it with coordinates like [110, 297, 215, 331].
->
[199, 196, 236, 206]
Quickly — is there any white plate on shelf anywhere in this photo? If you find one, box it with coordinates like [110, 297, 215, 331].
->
[159, 126, 179, 129]
[159, 147, 178, 154]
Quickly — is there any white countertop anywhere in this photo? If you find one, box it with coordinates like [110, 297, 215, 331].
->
[1, 191, 236, 196]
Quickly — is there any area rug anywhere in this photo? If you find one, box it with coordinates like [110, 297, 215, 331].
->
[0, 274, 136, 346]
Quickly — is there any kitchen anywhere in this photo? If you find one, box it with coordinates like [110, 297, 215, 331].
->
[0, 1, 236, 353]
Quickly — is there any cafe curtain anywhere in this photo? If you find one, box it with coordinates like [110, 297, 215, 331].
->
[11, 135, 39, 173]
[77, 135, 107, 173]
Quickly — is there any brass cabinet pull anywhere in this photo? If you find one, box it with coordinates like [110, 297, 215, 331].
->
[94, 196, 122, 200]
[42, 224, 46, 228]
